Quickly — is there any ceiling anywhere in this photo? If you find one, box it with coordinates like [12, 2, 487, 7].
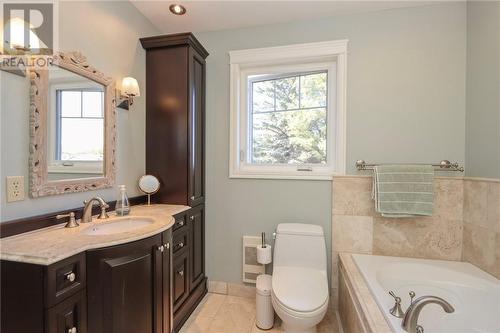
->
[131, 1, 450, 34]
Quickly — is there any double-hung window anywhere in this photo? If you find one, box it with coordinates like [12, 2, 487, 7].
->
[229, 40, 347, 179]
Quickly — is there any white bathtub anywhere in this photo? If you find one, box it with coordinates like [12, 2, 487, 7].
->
[352, 254, 500, 333]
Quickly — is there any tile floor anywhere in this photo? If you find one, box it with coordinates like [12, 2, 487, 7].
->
[179, 293, 343, 333]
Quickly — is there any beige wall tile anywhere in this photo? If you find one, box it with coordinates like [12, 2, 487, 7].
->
[494, 233, 500, 279]
[462, 224, 496, 273]
[331, 251, 339, 288]
[487, 182, 500, 232]
[434, 178, 464, 221]
[463, 180, 488, 227]
[333, 177, 375, 216]
[373, 216, 462, 260]
[208, 280, 228, 295]
[332, 215, 373, 254]
[227, 283, 256, 299]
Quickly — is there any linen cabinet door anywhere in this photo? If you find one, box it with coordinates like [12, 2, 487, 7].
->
[188, 205, 205, 291]
[188, 49, 206, 207]
[86, 235, 163, 333]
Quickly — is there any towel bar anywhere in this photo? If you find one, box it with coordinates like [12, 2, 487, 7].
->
[355, 160, 464, 172]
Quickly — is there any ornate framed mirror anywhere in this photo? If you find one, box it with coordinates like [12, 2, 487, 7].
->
[29, 51, 116, 197]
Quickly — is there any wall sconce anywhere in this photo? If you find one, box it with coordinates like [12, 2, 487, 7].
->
[117, 77, 140, 110]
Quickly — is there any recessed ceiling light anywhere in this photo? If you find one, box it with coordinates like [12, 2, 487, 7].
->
[169, 4, 186, 15]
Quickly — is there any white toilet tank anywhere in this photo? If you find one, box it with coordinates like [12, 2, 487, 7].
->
[273, 223, 327, 271]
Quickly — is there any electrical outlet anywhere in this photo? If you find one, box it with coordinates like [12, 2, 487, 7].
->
[6, 176, 25, 202]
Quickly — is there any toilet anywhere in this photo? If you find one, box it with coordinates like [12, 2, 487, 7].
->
[271, 223, 329, 333]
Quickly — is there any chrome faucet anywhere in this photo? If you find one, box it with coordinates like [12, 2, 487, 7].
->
[82, 197, 109, 223]
[401, 296, 454, 333]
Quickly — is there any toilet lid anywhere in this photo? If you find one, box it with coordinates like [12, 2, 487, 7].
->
[272, 267, 328, 313]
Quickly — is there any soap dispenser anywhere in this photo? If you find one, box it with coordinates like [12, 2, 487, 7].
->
[116, 185, 130, 216]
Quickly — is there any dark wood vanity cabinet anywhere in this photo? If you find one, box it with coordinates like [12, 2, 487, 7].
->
[141, 32, 208, 333]
[86, 230, 171, 333]
[1, 229, 172, 333]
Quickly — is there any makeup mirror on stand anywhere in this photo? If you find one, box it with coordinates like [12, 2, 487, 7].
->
[138, 175, 160, 206]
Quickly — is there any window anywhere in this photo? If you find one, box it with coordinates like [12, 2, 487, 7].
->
[229, 40, 347, 179]
[250, 71, 328, 165]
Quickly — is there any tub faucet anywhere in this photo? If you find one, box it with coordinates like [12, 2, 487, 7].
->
[82, 197, 109, 223]
[401, 296, 454, 333]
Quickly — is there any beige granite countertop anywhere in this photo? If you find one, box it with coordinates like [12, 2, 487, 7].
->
[0, 204, 190, 266]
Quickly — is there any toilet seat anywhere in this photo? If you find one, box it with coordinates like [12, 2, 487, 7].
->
[271, 266, 329, 315]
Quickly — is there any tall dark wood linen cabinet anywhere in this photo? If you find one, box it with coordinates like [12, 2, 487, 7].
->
[140, 33, 208, 332]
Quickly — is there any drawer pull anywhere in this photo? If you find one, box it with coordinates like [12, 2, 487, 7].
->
[177, 270, 184, 277]
[189, 216, 195, 221]
[177, 242, 184, 248]
[67, 327, 77, 333]
[66, 272, 76, 282]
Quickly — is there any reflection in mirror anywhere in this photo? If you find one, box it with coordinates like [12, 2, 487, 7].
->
[47, 67, 105, 180]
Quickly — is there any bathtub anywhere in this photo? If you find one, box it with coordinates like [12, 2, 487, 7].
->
[351, 254, 500, 333]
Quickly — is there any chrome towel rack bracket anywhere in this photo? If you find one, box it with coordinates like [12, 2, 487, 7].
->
[355, 160, 464, 172]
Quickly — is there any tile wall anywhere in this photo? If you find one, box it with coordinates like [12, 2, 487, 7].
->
[331, 176, 465, 307]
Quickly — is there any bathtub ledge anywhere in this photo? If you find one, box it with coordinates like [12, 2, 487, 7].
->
[339, 253, 393, 333]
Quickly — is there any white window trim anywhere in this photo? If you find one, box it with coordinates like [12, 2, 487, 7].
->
[229, 40, 348, 180]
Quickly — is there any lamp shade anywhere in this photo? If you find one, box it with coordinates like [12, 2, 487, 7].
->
[121, 77, 140, 97]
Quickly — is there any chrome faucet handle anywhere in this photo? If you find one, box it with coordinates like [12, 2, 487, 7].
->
[409, 291, 416, 304]
[389, 291, 405, 318]
[57, 212, 79, 228]
[97, 202, 110, 220]
[98, 206, 109, 219]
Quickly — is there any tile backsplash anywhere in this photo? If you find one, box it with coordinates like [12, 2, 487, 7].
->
[331, 176, 466, 306]
[462, 179, 500, 279]
[331, 175, 500, 308]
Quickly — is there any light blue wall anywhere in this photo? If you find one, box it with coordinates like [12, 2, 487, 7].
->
[465, 1, 500, 179]
[198, 2, 467, 284]
[0, 1, 159, 221]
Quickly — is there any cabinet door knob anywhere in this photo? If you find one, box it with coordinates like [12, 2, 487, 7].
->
[67, 327, 77, 333]
[177, 220, 184, 227]
[178, 242, 184, 248]
[190, 196, 195, 200]
[66, 272, 76, 282]
[164, 242, 170, 250]
[158, 245, 165, 252]
[178, 270, 184, 277]
[189, 216, 195, 221]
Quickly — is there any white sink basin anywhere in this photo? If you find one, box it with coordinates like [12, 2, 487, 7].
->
[82, 217, 155, 236]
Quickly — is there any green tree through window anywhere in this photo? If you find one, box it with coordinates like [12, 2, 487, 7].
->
[250, 72, 328, 164]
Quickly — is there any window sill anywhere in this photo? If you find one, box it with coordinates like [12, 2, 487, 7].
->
[229, 172, 335, 181]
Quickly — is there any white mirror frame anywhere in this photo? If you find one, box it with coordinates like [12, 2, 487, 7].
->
[29, 51, 116, 197]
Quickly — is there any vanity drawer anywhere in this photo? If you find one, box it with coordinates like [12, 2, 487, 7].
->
[173, 229, 189, 254]
[45, 253, 86, 307]
[172, 214, 187, 233]
[173, 251, 190, 312]
[46, 290, 87, 333]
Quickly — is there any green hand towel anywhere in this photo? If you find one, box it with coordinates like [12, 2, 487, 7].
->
[372, 165, 434, 217]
